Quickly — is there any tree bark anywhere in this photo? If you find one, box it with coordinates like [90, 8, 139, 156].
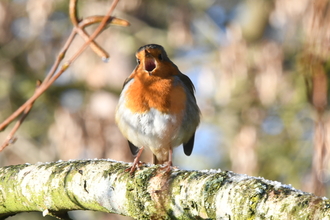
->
[0, 159, 328, 219]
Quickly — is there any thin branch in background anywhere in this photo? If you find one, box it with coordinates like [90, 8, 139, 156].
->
[42, 31, 77, 84]
[69, 0, 120, 63]
[76, 16, 130, 59]
[0, 0, 127, 151]
[80, 15, 130, 28]
[69, 0, 109, 60]
[0, 80, 41, 151]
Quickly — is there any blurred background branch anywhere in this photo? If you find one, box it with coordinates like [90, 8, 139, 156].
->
[0, 0, 128, 152]
[0, 0, 329, 219]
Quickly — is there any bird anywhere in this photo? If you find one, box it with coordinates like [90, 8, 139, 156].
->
[115, 44, 200, 174]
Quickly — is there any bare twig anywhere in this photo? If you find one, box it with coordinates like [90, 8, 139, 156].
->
[75, 16, 129, 59]
[0, 28, 77, 132]
[43, 31, 77, 84]
[0, 0, 126, 149]
[0, 80, 42, 151]
[69, 0, 120, 63]
[70, 0, 109, 59]
[79, 16, 130, 28]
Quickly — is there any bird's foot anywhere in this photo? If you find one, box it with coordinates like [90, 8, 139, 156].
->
[125, 161, 144, 175]
[159, 161, 177, 173]
[125, 146, 145, 175]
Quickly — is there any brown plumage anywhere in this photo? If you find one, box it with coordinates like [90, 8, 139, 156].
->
[115, 44, 200, 174]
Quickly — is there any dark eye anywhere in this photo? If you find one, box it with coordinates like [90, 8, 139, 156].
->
[158, 54, 163, 61]
[137, 58, 140, 64]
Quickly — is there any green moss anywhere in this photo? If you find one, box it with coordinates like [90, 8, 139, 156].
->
[102, 162, 125, 178]
[201, 173, 225, 218]
[2, 164, 30, 170]
[125, 166, 159, 219]
[228, 179, 268, 219]
[187, 171, 204, 180]
[0, 164, 32, 212]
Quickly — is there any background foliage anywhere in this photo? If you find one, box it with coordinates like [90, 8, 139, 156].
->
[0, 0, 328, 219]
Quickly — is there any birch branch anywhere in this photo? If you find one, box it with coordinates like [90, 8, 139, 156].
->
[0, 159, 328, 219]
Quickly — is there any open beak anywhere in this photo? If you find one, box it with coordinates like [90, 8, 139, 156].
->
[144, 50, 156, 73]
[145, 58, 156, 72]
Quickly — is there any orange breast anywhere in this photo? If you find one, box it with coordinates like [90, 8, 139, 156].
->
[125, 77, 186, 114]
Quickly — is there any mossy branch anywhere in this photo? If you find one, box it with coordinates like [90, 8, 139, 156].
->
[0, 160, 329, 219]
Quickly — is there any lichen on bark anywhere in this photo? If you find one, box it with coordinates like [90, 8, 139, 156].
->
[0, 159, 329, 219]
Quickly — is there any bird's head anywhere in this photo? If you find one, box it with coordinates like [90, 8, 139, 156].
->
[135, 44, 177, 78]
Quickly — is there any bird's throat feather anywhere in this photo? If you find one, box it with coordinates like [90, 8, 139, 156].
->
[125, 78, 186, 114]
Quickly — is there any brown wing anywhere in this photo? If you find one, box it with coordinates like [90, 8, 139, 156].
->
[122, 77, 134, 88]
[128, 140, 139, 156]
[178, 73, 198, 156]
[177, 73, 196, 101]
[183, 132, 196, 156]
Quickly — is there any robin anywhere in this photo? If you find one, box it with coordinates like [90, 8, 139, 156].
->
[115, 44, 200, 174]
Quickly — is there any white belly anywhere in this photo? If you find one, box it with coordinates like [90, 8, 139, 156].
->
[116, 106, 184, 151]
[115, 77, 200, 162]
